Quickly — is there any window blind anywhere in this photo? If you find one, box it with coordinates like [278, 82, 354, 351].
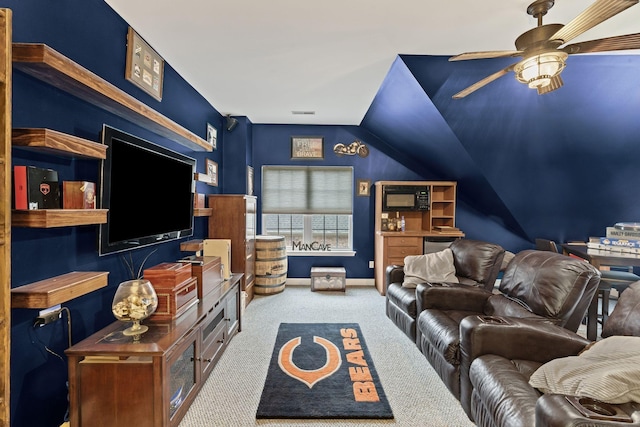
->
[262, 166, 353, 214]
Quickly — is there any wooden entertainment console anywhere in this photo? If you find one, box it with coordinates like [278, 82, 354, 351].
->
[65, 274, 242, 427]
[374, 181, 464, 295]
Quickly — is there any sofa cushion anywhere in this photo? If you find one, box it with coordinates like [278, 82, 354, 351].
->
[499, 250, 599, 325]
[602, 280, 640, 338]
[402, 248, 458, 288]
[529, 336, 640, 404]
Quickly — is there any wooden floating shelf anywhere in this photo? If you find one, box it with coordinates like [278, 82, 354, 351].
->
[194, 208, 212, 217]
[12, 209, 107, 228]
[12, 43, 211, 152]
[11, 271, 109, 309]
[180, 239, 204, 252]
[12, 128, 107, 159]
[194, 172, 214, 184]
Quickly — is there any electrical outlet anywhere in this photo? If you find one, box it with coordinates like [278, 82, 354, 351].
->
[34, 305, 62, 327]
[369, 261, 374, 269]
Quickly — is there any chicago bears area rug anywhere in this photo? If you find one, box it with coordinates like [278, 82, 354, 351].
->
[256, 323, 393, 419]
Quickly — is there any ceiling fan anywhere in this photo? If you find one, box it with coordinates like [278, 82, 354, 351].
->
[450, 0, 640, 99]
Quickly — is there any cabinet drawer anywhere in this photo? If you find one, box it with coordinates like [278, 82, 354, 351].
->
[386, 245, 422, 258]
[386, 237, 422, 247]
[200, 316, 226, 376]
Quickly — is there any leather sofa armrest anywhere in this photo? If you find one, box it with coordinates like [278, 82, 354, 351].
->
[459, 316, 591, 364]
[536, 394, 640, 427]
[385, 265, 405, 287]
[416, 282, 492, 312]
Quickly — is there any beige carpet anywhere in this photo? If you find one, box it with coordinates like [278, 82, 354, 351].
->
[179, 285, 476, 427]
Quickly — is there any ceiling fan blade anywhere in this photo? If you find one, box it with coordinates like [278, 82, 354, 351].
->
[449, 51, 522, 61]
[537, 75, 564, 95]
[452, 65, 515, 99]
[562, 32, 640, 53]
[551, 0, 639, 44]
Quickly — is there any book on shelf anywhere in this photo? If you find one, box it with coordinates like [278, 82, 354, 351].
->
[587, 237, 640, 254]
[605, 226, 640, 239]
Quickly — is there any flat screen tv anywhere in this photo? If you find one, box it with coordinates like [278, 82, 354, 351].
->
[98, 125, 195, 256]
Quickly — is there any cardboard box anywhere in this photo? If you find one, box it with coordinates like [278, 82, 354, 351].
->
[63, 181, 96, 209]
[13, 165, 60, 210]
[203, 239, 232, 280]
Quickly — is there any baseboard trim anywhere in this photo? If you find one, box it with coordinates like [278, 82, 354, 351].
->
[285, 278, 375, 287]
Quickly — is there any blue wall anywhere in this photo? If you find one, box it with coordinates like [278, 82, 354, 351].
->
[8, 0, 224, 425]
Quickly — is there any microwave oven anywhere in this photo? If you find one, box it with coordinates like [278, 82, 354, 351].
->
[382, 185, 430, 211]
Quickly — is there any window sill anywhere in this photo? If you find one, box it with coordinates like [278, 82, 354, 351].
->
[287, 250, 356, 257]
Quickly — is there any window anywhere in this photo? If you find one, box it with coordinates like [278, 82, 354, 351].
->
[262, 166, 353, 252]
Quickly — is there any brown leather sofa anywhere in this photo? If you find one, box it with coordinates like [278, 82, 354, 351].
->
[461, 280, 640, 427]
[416, 250, 601, 407]
[385, 239, 505, 341]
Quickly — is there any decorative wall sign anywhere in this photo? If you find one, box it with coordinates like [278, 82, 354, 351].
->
[333, 140, 369, 157]
[206, 123, 217, 150]
[125, 27, 164, 101]
[291, 136, 324, 159]
[206, 159, 218, 186]
[357, 179, 371, 197]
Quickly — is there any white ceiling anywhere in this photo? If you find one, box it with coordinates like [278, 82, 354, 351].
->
[104, 0, 640, 126]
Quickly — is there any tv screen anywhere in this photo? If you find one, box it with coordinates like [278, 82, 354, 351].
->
[98, 125, 195, 256]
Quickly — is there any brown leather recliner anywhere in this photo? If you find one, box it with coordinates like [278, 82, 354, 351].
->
[385, 239, 505, 342]
[416, 250, 601, 408]
[461, 280, 640, 427]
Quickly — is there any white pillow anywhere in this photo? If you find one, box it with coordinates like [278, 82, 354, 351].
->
[529, 336, 640, 404]
[402, 248, 458, 289]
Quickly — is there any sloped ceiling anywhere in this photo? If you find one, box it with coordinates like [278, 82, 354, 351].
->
[361, 54, 640, 242]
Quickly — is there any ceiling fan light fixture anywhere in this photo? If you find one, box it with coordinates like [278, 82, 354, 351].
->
[515, 51, 568, 89]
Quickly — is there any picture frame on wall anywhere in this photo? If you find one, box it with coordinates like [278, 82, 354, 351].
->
[357, 179, 371, 197]
[125, 27, 164, 101]
[206, 159, 218, 186]
[206, 123, 217, 150]
[291, 136, 324, 160]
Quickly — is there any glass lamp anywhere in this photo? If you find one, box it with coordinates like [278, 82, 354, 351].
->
[112, 279, 158, 336]
[515, 51, 568, 89]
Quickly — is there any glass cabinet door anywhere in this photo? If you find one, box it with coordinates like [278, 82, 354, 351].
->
[168, 333, 198, 420]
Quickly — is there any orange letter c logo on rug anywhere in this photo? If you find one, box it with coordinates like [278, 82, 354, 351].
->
[278, 335, 342, 388]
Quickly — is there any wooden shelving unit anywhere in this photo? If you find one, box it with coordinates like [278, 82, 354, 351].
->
[12, 43, 211, 152]
[13, 128, 107, 159]
[373, 181, 464, 295]
[11, 271, 109, 309]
